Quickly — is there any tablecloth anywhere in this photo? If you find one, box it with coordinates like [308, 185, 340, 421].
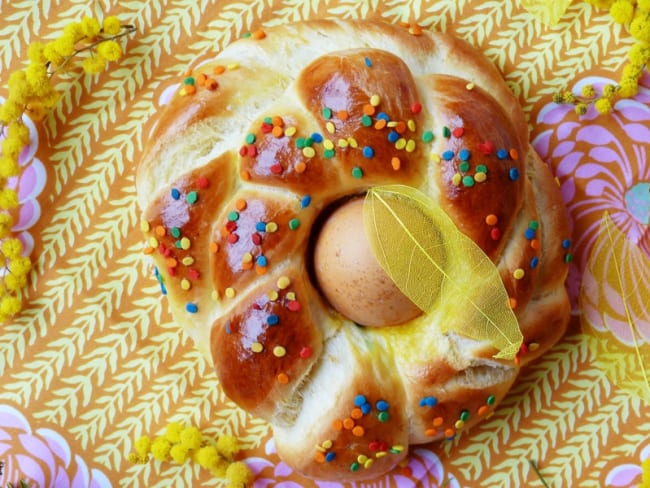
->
[1, 1, 649, 487]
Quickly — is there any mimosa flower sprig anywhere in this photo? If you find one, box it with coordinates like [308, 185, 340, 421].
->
[0, 16, 135, 323]
[555, 0, 650, 114]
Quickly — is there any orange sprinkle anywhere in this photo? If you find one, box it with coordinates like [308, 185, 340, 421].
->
[395, 121, 407, 134]
[240, 170, 251, 181]
[295, 161, 307, 173]
[143, 246, 155, 255]
[530, 238, 540, 250]
[362, 104, 375, 116]
[213, 65, 226, 75]
[510, 148, 519, 160]
[252, 29, 266, 40]
[255, 264, 268, 276]
[166, 258, 178, 268]
[209, 241, 219, 253]
[342, 418, 355, 430]
[444, 428, 455, 438]
[398, 21, 410, 28]
[183, 69, 192, 77]
[205, 78, 218, 90]
[352, 426, 365, 437]
[332, 419, 343, 431]
[271, 115, 284, 127]
[424, 428, 436, 437]
[337, 110, 349, 120]
[509, 297, 518, 309]
[433, 417, 444, 427]
[350, 407, 363, 419]
[236, 199, 247, 211]
[485, 214, 498, 226]
[391, 157, 401, 170]
[155, 225, 166, 237]
[478, 405, 490, 416]
[241, 261, 253, 270]
[184, 84, 196, 95]
[314, 451, 326, 463]
[277, 372, 289, 384]
[374, 119, 387, 130]
[196, 73, 207, 86]
[401, 466, 413, 477]
[409, 24, 423, 36]
[220, 226, 230, 237]
[271, 125, 284, 138]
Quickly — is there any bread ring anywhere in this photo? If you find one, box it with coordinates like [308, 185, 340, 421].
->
[136, 19, 572, 482]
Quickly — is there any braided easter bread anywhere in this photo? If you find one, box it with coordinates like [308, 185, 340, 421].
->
[137, 19, 572, 482]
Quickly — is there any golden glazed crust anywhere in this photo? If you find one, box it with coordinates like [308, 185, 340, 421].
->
[136, 19, 572, 482]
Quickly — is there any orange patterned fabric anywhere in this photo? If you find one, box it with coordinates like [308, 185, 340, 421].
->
[1, 1, 649, 487]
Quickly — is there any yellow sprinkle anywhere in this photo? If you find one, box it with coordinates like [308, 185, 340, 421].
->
[225, 287, 236, 298]
[452, 173, 462, 186]
[140, 220, 151, 232]
[364, 458, 374, 469]
[347, 137, 358, 148]
[375, 451, 387, 458]
[387, 121, 398, 128]
[182, 256, 195, 266]
[513, 268, 525, 280]
[357, 455, 368, 464]
[431, 153, 441, 163]
[323, 139, 334, 150]
[407, 119, 416, 132]
[242, 252, 253, 263]
[277, 276, 291, 289]
[322, 440, 333, 449]
[303, 147, 316, 158]
[251, 342, 263, 353]
[405, 139, 416, 152]
[286, 291, 296, 301]
[370, 94, 380, 106]
[180, 279, 191, 291]
[211, 290, 219, 301]
[326, 122, 336, 134]
[395, 138, 406, 150]
[179, 88, 187, 96]
[392, 445, 404, 453]
[273, 345, 286, 357]
[267, 290, 279, 301]
[285, 126, 297, 137]
[529, 342, 540, 351]
[266, 222, 278, 232]
[455, 419, 465, 429]
[180, 237, 191, 250]
[148, 237, 159, 248]
[227, 62, 239, 70]
[474, 172, 487, 183]
[466, 82, 475, 90]
[315, 445, 327, 453]
[337, 138, 349, 148]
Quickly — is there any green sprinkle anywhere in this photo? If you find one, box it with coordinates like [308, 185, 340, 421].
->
[245, 133, 256, 144]
[476, 164, 488, 174]
[530, 220, 539, 230]
[295, 137, 306, 149]
[289, 218, 300, 230]
[323, 107, 332, 119]
[422, 130, 434, 142]
[228, 211, 239, 222]
[442, 126, 451, 138]
[565, 253, 573, 263]
[186, 191, 198, 204]
[378, 411, 390, 422]
[350, 462, 360, 472]
[324, 149, 335, 158]
[184, 77, 195, 85]
[304, 137, 314, 147]
[487, 395, 496, 406]
[242, 32, 252, 38]
[171, 227, 181, 238]
[352, 167, 363, 179]
[462, 175, 475, 187]
[263, 116, 272, 124]
[361, 114, 372, 127]
[460, 410, 470, 421]
[459, 161, 470, 172]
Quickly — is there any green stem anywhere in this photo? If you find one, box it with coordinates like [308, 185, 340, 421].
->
[530, 460, 550, 488]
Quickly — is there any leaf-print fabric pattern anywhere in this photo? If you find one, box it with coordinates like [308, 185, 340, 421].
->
[1, 1, 649, 487]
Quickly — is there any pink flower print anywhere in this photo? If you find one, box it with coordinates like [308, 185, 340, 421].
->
[0, 404, 110, 487]
[604, 440, 650, 487]
[532, 74, 650, 307]
[248, 439, 459, 487]
[0, 105, 47, 257]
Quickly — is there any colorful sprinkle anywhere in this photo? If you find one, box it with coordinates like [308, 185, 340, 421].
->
[171, 188, 181, 200]
[496, 149, 509, 160]
[442, 150, 454, 161]
[530, 256, 539, 268]
[273, 346, 287, 357]
[267, 314, 279, 326]
[509, 168, 520, 181]
[453, 127, 465, 138]
[462, 175, 475, 187]
[474, 172, 487, 183]
[289, 218, 300, 230]
[422, 130, 434, 142]
[185, 303, 198, 313]
[277, 373, 289, 384]
[370, 94, 381, 106]
[411, 102, 422, 114]
[322, 107, 332, 119]
[277, 276, 291, 289]
[459, 148, 471, 161]
[352, 167, 363, 179]
[362, 146, 374, 158]
[251, 342, 263, 353]
[442, 127, 451, 138]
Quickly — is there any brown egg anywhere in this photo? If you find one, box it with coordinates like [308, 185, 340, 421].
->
[313, 197, 422, 327]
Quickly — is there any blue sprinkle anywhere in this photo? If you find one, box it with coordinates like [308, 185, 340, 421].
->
[376, 112, 390, 121]
[225, 321, 232, 334]
[376, 400, 389, 411]
[267, 314, 279, 326]
[171, 188, 181, 200]
[362, 146, 374, 158]
[154, 267, 167, 295]
[497, 149, 509, 160]
[426, 396, 438, 407]
[388, 131, 399, 143]
[364, 56, 372, 67]
[256, 255, 267, 267]
[326, 451, 336, 462]
[524, 228, 536, 240]
[509, 167, 520, 181]
[459, 148, 471, 161]
[530, 256, 539, 269]
[255, 221, 267, 232]
[361, 402, 372, 415]
[301, 195, 312, 208]
[354, 395, 367, 407]
[186, 303, 198, 314]
[311, 132, 323, 143]
[562, 239, 571, 249]
[442, 150, 455, 161]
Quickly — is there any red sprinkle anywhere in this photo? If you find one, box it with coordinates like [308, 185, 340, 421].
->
[227, 233, 239, 244]
[287, 300, 301, 312]
[479, 141, 495, 155]
[299, 346, 313, 358]
[452, 127, 464, 138]
[490, 227, 501, 240]
[261, 122, 273, 133]
[251, 233, 262, 245]
[369, 441, 380, 451]
[270, 163, 283, 174]
[188, 269, 200, 280]
[225, 221, 237, 232]
[239, 146, 248, 156]
[196, 176, 209, 189]
[247, 145, 257, 157]
[411, 102, 422, 114]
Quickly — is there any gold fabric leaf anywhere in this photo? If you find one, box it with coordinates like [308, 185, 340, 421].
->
[579, 212, 650, 404]
[363, 185, 523, 360]
[520, 0, 572, 26]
